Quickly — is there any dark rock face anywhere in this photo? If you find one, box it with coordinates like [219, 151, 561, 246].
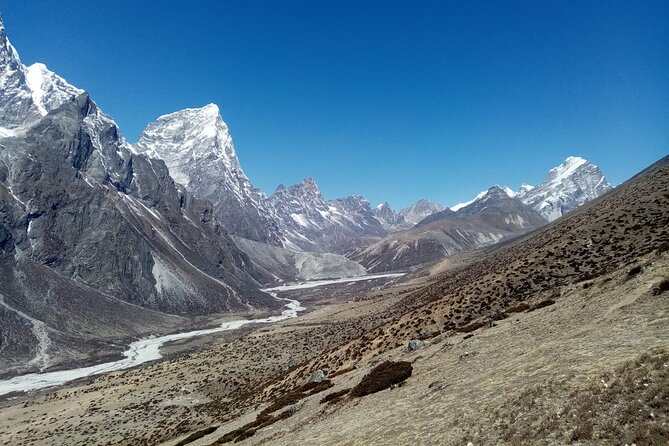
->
[1, 94, 275, 312]
[0, 93, 281, 375]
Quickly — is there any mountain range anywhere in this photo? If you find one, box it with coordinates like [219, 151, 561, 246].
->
[0, 14, 614, 375]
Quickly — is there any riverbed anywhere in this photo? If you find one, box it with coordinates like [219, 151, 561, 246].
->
[0, 273, 404, 396]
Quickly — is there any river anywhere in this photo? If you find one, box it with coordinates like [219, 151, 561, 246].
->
[0, 272, 404, 396]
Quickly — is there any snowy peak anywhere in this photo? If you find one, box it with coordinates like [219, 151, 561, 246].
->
[0, 16, 40, 131]
[450, 156, 611, 222]
[25, 63, 83, 116]
[136, 103, 242, 187]
[272, 178, 326, 211]
[269, 179, 386, 251]
[520, 156, 613, 221]
[518, 183, 535, 196]
[0, 17, 82, 132]
[399, 199, 446, 225]
[546, 156, 587, 185]
[135, 104, 281, 245]
[457, 185, 522, 215]
[452, 185, 517, 212]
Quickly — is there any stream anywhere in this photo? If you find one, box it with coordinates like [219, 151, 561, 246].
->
[0, 273, 404, 396]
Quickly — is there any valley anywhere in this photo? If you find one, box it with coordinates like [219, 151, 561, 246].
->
[0, 273, 404, 398]
[0, 6, 667, 446]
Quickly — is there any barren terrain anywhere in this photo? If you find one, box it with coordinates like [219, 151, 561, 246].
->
[0, 157, 667, 445]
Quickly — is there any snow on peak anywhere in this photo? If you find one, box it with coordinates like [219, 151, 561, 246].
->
[399, 199, 445, 225]
[451, 189, 490, 211]
[518, 183, 534, 195]
[25, 63, 83, 116]
[502, 186, 517, 198]
[520, 155, 612, 221]
[547, 156, 589, 183]
[1, 18, 84, 131]
[201, 103, 220, 114]
[135, 104, 243, 189]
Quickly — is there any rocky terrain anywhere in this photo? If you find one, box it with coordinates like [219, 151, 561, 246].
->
[0, 10, 663, 446]
[0, 18, 279, 376]
[0, 153, 664, 445]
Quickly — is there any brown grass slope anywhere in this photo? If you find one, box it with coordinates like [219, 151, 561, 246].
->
[304, 155, 669, 368]
[239, 156, 669, 445]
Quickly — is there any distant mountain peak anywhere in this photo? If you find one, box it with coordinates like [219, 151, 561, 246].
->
[520, 156, 612, 221]
[24, 62, 83, 116]
[449, 156, 611, 222]
[135, 104, 281, 244]
[399, 199, 446, 225]
[0, 18, 83, 133]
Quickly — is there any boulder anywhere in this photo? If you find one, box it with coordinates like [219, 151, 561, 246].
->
[310, 369, 327, 383]
[408, 339, 425, 351]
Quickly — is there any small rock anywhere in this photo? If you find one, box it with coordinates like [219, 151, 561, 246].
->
[408, 339, 425, 351]
[310, 369, 326, 383]
[288, 402, 303, 416]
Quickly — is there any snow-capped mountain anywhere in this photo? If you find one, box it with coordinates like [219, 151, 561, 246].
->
[0, 16, 280, 374]
[353, 186, 547, 272]
[455, 186, 547, 229]
[519, 156, 612, 221]
[399, 199, 446, 225]
[373, 202, 411, 231]
[0, 19, 82, 134]
[449, 156, 612, 222]
[135, 105, 281, 245]
[451, 186, 517, 211]
[268, 178, 386, 251]
[135, 107, 391, 253]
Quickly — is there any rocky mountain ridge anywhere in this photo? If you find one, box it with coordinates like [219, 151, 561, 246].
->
[0, 18, 278, 375]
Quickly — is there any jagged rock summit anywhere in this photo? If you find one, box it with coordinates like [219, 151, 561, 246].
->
[135, 104, 281, 245]
[0, 16, 82, 134]
[518, 156, 612, 220]
[269, 177, 386, 251]
[373, 202, 411, 231]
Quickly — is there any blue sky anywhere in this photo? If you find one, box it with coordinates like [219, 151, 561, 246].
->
[3, 0, 667, 209]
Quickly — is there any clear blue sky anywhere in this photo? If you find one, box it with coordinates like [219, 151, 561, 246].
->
[3, 1, 667, 209]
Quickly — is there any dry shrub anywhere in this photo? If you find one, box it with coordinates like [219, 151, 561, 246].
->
[174, 426, 218, 445]
[320, 388, 351, 404]
[474, 348, 669, 445]
[350, 361, 412, 397]
[652, 279, 669, 296]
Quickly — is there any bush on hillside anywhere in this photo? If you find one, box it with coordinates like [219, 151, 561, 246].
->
[350, 361, 412, 397]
